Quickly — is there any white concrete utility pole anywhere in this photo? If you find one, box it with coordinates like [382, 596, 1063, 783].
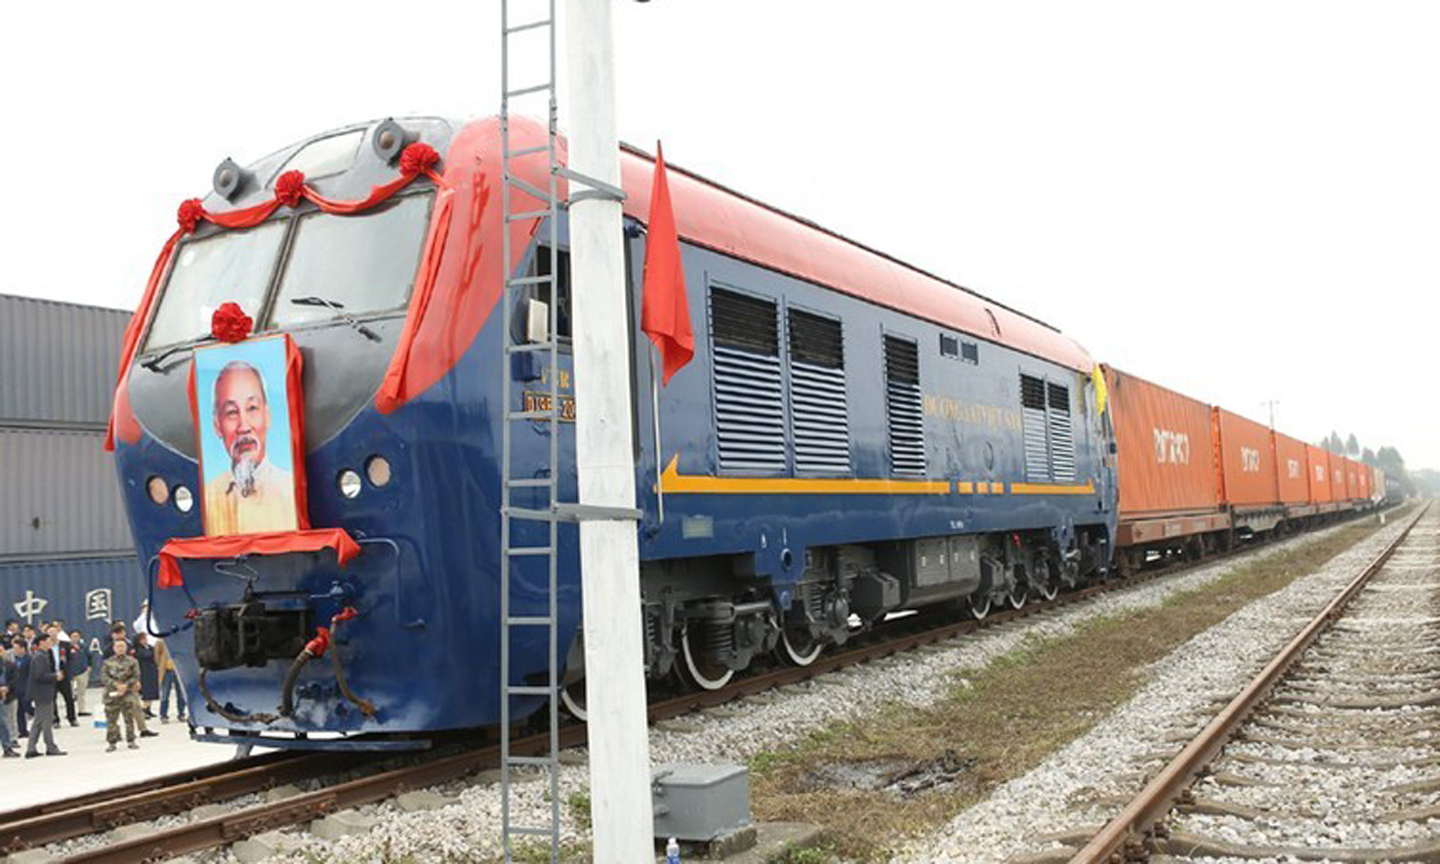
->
[563, 1, 655, 861]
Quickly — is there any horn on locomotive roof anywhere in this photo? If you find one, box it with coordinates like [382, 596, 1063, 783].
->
[212, 157, 251, 201]
[371, 118, 415, 164]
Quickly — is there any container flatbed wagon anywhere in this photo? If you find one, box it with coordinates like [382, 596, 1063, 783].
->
[1103, 365, 1228, 569]
[1274, 431, 1318, 519]
[1213, 407, 1285, 534]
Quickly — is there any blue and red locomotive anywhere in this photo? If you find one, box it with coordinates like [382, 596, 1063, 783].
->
[109, 115, 1116, 748]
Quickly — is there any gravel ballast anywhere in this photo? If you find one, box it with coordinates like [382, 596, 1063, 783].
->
[899, 512, 1418, 863]
[1164, 516, 1440, 857]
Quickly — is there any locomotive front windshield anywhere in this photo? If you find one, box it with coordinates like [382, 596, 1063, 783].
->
[268, 194, 431, 328]
[141, 191, 434, 353]
[144, 222, 288, 351]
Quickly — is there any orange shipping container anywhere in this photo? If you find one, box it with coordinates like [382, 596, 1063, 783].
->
[1214, 408, 1279, 506]
[1273, 432, 1310, 504]
[1356, 463, 1371, 499]
[1348, 459, 1365, 500]
[1104, 366, 1219, 516]
[1329, 451, 1348, 500]
[1307, 445, 1333, 503]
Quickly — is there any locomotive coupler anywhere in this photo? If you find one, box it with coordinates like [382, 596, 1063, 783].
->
[193, 598, 312, 671]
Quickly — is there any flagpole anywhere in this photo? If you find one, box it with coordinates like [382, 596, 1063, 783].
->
[652, 342, 664, 526]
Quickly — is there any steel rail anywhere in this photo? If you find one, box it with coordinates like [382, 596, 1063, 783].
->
[0, 750, 361, 854]
[34, 507, 1386, 862]
[1069, 501, 1428, 863]
[0, 750, 294, 829]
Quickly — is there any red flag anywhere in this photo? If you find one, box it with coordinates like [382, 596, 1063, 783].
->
[641, 142, 694, 386]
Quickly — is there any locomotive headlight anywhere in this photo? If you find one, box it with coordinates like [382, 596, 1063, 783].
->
[339, 469, 363, 499]
[147, 476, 170, 505]
[365, 455, 392, 487]
[174, 486, 194, 513]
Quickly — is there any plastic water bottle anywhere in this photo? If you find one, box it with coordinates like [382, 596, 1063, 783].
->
[665, 837, 681, 864]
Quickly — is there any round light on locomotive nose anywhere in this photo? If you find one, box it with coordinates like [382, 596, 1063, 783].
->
[174, 486, 194, 513]
[147, 476, 170, 505]
[365, 456, 392, 487]
[339, 470, 363, 499]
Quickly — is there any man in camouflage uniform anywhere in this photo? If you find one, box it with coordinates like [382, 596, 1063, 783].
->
[102, 639, 140, 751]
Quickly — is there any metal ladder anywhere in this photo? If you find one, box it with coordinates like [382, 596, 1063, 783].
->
[499, 0, 564, 859]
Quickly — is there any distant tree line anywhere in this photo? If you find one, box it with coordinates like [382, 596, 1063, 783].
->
[1319, 431, 1424, 496]
[1413, 468, 1440, 497]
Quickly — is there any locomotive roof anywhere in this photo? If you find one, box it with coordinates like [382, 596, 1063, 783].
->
[212, 117, 1092, 374]
[615, 144, 1095, 373]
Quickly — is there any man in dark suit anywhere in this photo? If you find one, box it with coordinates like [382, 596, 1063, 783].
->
[46, 624, 77, 727]
[24, 633, 65, 758]
[0, 644, 18, 757]
[11, 637, 30, 740]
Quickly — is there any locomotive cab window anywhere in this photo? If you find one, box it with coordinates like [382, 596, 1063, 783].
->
[269, 192, 433, 330]
[143, 221, 288, 351]
[529, 245, 572, 340]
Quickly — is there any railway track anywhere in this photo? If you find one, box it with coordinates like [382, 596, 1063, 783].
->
[0, 510, 1384, 863]
[1069, 502, 1436, 862]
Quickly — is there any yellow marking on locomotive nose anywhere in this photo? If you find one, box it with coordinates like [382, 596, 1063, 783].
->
[658, 457, 951, 495]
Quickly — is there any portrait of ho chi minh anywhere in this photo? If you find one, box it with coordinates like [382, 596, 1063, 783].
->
[195, 338, 301, 536]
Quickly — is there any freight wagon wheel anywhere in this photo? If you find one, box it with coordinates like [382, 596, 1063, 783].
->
[1007, 584, 1029, 610]
[560, 679, 588, 722]
[968, 594, 992, 621]
[679, 626, 734, 691]
[777, 627, 823, 667]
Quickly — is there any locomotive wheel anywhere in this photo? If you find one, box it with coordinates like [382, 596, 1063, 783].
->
[968, 594, 992, 620]
[679, 626, 734, 691]
[1007, 584, 1029, 610]
[1037, 575, 1060, 602]
[778, 627, 823, 667]
[560, 678, 587, 722]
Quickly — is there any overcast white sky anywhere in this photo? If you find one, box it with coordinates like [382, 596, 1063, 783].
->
[1, 2, 1434, 469]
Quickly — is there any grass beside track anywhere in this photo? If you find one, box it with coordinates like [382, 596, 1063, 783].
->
[748, 512, 1399, 862]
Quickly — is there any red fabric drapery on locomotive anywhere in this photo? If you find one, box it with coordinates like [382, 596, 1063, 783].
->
[157, 528, 361, 589]
[105, 142, 449, 450]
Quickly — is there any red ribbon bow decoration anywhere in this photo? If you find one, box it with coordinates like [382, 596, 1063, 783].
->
[399, 142, 440, 177]
[211, 302, 253, 343]
[275, 170, 307, 208]
[177, 198, 206, 234]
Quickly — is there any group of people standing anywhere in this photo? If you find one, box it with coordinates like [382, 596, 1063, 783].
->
[0, 614, 187, 757]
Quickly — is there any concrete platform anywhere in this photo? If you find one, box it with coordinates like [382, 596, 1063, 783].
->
[0, 714, 258, 811]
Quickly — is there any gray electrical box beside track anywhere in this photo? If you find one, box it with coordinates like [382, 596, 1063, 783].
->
[652, 762, 751, 842]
